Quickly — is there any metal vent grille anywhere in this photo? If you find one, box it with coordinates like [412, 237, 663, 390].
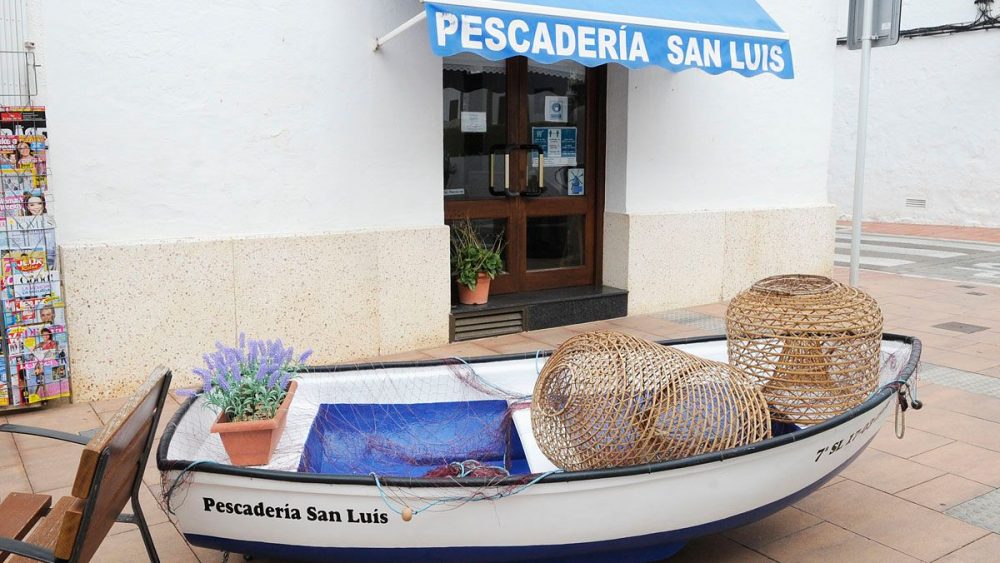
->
[452, 310, 524, 341]
[1, 0, 36, 104]
[905, 197, 927, 209]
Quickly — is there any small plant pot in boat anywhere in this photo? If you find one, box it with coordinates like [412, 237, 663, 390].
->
[210, 380, 298, 466]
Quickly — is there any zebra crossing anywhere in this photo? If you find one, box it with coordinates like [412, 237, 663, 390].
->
[834, 228, 1000, 285]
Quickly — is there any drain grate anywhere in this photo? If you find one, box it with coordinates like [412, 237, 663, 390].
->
[918, 364, 1000, 399]
[932, 321, 990, 334]
[947, 489, 1000, 533]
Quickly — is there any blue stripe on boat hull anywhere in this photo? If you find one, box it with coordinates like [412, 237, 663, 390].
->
[185, 439, 872, 562]
[184, 534, 687, 563]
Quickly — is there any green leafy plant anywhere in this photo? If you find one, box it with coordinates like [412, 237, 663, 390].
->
[185, 334, 312, 423]
[450, 218, 505, 290]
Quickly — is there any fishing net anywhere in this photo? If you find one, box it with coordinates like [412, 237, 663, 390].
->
[726, 274, 883, 425]
[160, 356, 554, 520]
[531, 331, 771, 471]
[162, 358, 539, 477]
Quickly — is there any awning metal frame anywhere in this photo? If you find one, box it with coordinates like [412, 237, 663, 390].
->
[374, 11, 426, 51]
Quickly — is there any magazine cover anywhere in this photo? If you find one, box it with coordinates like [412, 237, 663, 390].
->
[6, 322, 67, 359]
[4, 296, 64, 327]
[2, 250, 58, 299]
[7, 321, 69, 403]
[1, 219, 58, 270]
[0, 107, 47, 198]
[0, 362, 9, 406]
[21, 357, 68, 402]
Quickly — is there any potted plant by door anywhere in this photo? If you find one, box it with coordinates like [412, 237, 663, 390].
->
[450, 218, 505, 305]
[187, 334, 312, 466]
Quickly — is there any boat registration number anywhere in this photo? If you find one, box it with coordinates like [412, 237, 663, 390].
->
[813, 401, 889, 463]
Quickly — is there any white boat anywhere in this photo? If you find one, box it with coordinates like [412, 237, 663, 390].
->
[157, 334, 921, 562]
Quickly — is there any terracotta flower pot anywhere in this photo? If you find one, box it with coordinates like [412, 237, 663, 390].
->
[210, 380, 298, 466]
[457, 273, 491, 305]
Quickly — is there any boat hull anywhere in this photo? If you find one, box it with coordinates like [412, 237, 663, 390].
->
[159, 335, 918, 562]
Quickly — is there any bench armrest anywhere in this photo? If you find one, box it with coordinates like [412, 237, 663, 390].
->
[0, 423, 90, 446]
[0, 536, 56, 562]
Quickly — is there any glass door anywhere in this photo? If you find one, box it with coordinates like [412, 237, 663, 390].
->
[444, 55, 603, 296]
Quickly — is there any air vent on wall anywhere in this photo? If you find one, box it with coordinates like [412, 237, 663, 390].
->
[452, 310, 524, 341]
[905, 197, 927, 209]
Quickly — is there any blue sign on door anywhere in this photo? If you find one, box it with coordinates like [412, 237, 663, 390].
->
[531, 127, 577, 167]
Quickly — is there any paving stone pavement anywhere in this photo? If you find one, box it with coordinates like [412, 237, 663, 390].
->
[4, 229, 1000, 562]
[835, 227, 1000, 286]
[947, 489, 1000, 534]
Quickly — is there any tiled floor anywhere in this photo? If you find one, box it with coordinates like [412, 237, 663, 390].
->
[4, 227, 1000, 561]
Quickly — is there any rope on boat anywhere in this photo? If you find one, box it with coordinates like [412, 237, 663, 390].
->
[163, 460, 213, 515]
[370, 468, 562, 521]
[894, 397, 906, 439]
[883, 379, 922, 440]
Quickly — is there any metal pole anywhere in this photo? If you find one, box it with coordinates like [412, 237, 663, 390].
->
[373, 11, 427, 52]
[849, 0, 875, 286]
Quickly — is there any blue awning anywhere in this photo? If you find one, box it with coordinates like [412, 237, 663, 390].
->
[423, 0, 793, 79]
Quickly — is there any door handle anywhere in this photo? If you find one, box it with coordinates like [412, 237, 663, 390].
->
[489, 144, 518, 198]
[488, 144, 546, 198]
[521, 144, 546, 197]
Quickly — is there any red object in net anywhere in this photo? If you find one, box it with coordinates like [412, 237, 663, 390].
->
[423, 460, 509, 478]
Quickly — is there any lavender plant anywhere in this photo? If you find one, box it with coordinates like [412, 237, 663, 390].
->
[188, 334, 312, 423]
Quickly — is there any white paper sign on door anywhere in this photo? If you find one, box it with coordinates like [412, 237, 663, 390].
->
[544, 96, 568, 123]
[460, 111, 487, 133]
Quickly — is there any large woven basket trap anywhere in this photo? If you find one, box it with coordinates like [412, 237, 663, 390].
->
[531, 331, 771, 471]
[726, 274, 883, 425]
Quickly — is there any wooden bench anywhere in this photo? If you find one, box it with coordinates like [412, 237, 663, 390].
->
[0, 367, 172, 563]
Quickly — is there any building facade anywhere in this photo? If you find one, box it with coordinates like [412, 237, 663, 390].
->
[829, 0, 1000, 227]
[18, 0, 838, 399]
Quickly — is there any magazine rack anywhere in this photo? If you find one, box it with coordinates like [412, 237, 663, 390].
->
[0, 106, 70, 411]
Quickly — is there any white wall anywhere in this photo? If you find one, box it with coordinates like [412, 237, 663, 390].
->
[619, 0, 838, 214]
[34, 0, 443, 243]
[829, 1, 1000, 226]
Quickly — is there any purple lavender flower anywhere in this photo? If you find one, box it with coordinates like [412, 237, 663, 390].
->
[267, 366, 284, 388]
[194, 335, 308, 422]
[217, 373, 231, 393]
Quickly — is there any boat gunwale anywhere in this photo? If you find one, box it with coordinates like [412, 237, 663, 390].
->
[156, 333, 921, 488]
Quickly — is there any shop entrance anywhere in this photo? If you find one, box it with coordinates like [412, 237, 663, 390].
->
[443, 55, 605, 295]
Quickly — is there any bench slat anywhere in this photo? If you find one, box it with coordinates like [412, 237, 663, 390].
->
[0, 492, 51, 562]
[8, 496, 79, 563]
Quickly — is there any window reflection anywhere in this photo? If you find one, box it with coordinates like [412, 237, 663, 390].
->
[527, 215, 583, 270]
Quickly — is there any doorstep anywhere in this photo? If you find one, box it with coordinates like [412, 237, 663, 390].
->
[450, 285, 628, 341]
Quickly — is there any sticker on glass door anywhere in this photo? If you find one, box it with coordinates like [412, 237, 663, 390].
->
[567, 168, 585, 196]
[531, 127, 577, 166]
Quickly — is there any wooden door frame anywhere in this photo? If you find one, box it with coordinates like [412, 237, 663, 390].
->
[444, 59, 608, 296]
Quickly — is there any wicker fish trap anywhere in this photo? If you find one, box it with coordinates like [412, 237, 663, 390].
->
[726, 274, 883, 425]
[531, 331, 771, 471]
